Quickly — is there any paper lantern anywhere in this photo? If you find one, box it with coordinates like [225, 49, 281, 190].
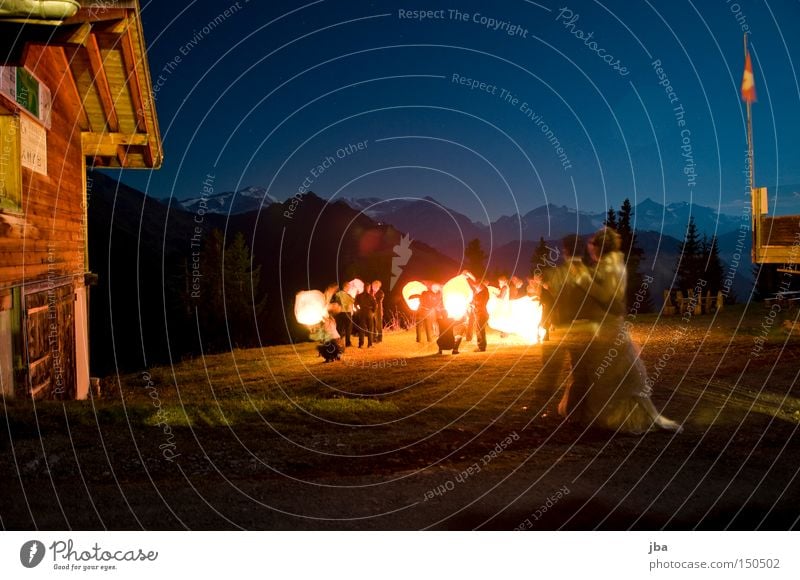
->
[442, 275, 473, 319]
[346, 278, 364, 298]
[402, 281, 428, 311]
[488, 296, 545, 344]
[294, 290, 328, 326]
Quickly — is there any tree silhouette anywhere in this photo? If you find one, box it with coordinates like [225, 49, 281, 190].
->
[464, 238, 486, 278]
[197, 229, 266, 351]
[531, 236, 555, 277]
[604, 205, 618, 230]
[676, 217, 703, 291]
[701, 235, 724, 295]
[616, 199, 650, 311]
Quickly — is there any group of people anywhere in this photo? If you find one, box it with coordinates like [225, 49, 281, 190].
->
[409, 274, 491, 354]
[316, 280, 384, 362]
[309, 225, 682, 435]
[544, 228, 682, 435]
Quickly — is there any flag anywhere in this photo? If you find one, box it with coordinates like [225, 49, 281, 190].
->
[741, 42, 756, 103]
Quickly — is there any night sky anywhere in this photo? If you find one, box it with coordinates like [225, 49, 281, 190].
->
[108, 0, 800, 222]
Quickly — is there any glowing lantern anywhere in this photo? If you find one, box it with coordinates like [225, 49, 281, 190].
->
[402, 281, 428, 311]
[488, 295, 545, 344]
[294, 290, 328, 326]
[346, 278, 364, 298]
[442, 275, 474, 319]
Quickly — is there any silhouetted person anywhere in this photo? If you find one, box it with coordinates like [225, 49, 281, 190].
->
[333, 284, 354, 347]
[510, 276, 524, 299]
[470, 278, 490, 352]
[429, 283, 443, 337]
[354, 287, 377, 348]
[544, 234, 598, 417]
[416, 286, 436, 342]
[436, 314, 465, 355]
[371, 280, 384, 343]
[315, 315, 344, 362]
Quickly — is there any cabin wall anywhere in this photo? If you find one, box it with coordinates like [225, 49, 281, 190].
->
[0, 44, 89, 399]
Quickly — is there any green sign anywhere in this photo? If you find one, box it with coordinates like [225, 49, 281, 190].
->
[15, 67, 39, 118]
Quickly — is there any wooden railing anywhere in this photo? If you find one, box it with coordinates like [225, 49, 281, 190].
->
[662, 289, 723, 316]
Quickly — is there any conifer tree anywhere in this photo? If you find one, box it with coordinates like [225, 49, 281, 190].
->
[676, 217, 702, 291]
[703, 235, 725, 295]
[617, 199, 651, 311]
[465, 238, 486, 278]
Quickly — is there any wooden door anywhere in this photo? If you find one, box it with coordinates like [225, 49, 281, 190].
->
[24, 284, 75, 399]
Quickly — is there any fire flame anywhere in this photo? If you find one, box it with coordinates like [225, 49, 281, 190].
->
[402, 280, 428, 311]
[294, 290, 328, 326]
[486, 288, 546, 344]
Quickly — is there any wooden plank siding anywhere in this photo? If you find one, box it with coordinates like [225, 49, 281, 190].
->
[0, 45, 87, 289]
[754, 215, 800, 264]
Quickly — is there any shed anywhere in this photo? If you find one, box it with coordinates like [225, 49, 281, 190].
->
[0, 0, 162, 399]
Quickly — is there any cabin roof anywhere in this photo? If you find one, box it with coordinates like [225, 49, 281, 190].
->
[0, 1, 162, 169]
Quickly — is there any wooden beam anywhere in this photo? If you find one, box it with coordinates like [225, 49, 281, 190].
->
[64, 8, 130, 25]
[116, 145, 128, 167]
[55, 22, 93, 47]
[118, 23, 144, 133]
[117, 19, 155, 167]
[93, 18, 130, 35]
[55, 47, 91, 131]
[85, 32, 119, 132]
[755, 246, 800, 264]
[81, 132, 149, 157]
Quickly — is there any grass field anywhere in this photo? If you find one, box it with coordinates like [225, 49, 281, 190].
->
[2, 304, 799, 530]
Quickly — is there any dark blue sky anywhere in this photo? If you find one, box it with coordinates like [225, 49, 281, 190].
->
[108, 0, 800, 222]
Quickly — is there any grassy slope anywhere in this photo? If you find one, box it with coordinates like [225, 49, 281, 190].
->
[2, 305, 799, 530]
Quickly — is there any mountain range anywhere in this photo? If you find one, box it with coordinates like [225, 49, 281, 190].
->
[174, 187, 741, 243]
[341, 195, 742, 247]
[169, 186, 279, 215]
[170, 185, 754, 288]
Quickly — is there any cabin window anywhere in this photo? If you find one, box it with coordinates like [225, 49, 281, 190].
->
[0, 113, 22, 213]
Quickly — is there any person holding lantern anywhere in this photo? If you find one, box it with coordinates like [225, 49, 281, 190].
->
[467, 274, 490, 352]
[416, 286, 437, 343]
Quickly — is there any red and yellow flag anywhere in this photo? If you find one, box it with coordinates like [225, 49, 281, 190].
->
[741, 39, 756, 103]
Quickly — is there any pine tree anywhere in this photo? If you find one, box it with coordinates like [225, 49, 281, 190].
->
[616, 199, 651, 311]
[465, 238, 486, 278]
[197, 229, 266, 352]
[703, 235, 724, 295]
[604, 206, 618, 229]
[224, 232, 267, 348]
[676, 217, 702, 291]
[531, 237, 547, 274]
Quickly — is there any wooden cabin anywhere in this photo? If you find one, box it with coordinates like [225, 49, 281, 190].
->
[0, 1, 162, 399]
[751, 186, 800, 264]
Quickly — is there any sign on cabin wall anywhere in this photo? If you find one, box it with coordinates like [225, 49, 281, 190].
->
[19, 114, 47, 176]
[0, 115, 22, 211]
[0, 65, 52, 129]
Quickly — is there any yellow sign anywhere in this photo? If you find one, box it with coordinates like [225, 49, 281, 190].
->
[0, 115, 21, 211]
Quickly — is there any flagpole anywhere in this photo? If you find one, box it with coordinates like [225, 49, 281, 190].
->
[744, 34, 759, 257]
[746, 34, 755, 192]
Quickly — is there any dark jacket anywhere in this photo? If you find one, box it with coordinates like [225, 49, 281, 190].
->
[471, 284, 490, 317]
[355, 291, 377, 314]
